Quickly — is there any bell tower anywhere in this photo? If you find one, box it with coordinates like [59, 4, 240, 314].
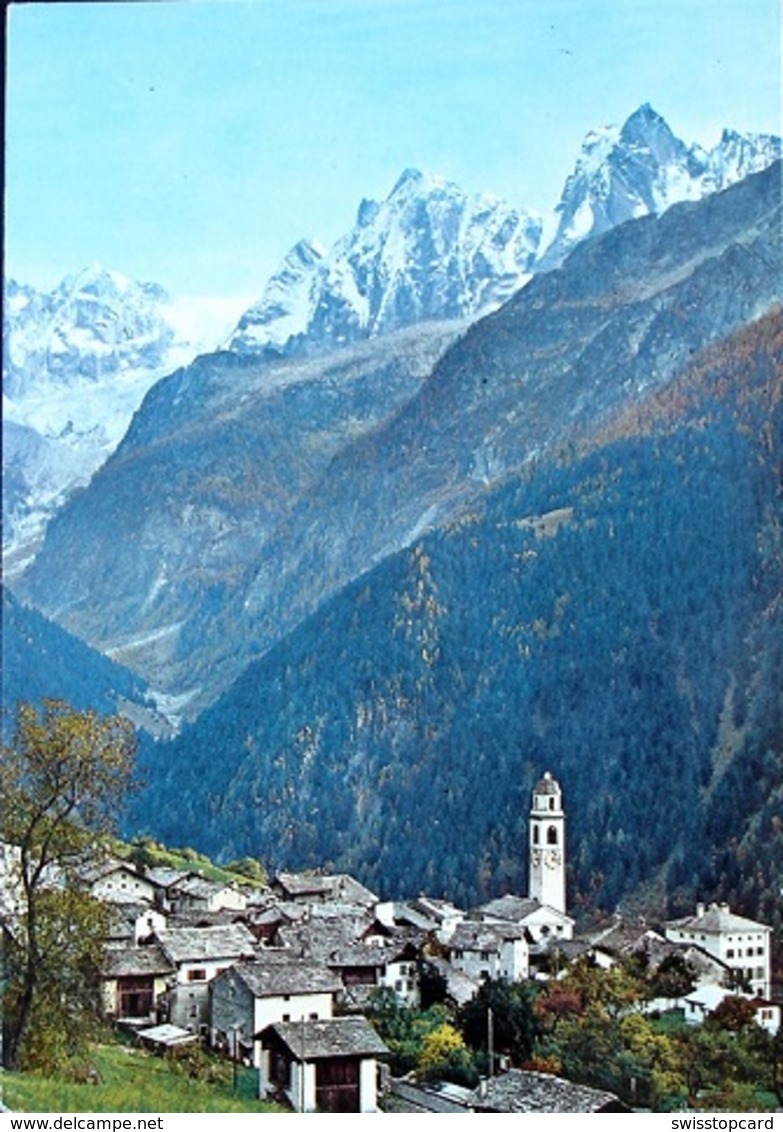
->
[529, 771, 566, 913]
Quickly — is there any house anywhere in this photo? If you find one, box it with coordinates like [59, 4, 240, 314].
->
[469, 1068, 630, 1113]
[256, 1016, 388, 1112]
[447, 921, 529, 983]
[665, 902, 772, 998]
[166, 875, 248, 915]
[271, 872, 378, 908]
[681, 984, 781, 1034]
[101, 944, 174, 1023]
[471, 894, 575, 943]
[377, 939, 422, 1008]
[210, 959, 341, 1066]
[105, 903, 167, 948]
[424, 955, 481, 1008]
[77, 859, 159, 906]
[155, 923, 257, 1032]
[276, 912, 369, 962]
[408, 896, 465, 942]
[326, 944, 386, 993]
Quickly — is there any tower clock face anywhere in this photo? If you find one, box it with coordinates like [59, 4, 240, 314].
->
[531, 850, 542, 867]
[545, 850, 562, 869]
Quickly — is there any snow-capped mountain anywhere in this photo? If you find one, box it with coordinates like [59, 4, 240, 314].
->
[537, 104, 782, 268]
[3, 265, 242, 575]
[6, 106, 780, 578]
[229, 168, 543, 356]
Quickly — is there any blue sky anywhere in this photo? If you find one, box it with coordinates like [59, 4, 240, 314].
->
[5, 0, 781, 300]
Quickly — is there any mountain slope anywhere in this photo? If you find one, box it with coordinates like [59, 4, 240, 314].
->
[131, 307, 783, 922]
[16, 320, 466, 719]
[2, 266, 240, 576]
[205, 160, 783, 702]
[18, 163, 782, 718]
[1, 587, 156, 736]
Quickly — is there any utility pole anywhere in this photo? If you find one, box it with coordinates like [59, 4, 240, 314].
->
[300, 1014, 306, 1113]
[488, 1006, 495, 1078]
[232, 1026, 238, 1094]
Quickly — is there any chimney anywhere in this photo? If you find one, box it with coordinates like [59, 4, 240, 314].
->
[696, 902, 705, 918]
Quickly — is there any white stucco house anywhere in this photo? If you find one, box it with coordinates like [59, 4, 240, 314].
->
[665, 903, 772, 999]
[210, 959, 341, 1066]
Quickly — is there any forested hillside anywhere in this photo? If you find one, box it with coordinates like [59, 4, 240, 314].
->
[2, 588, 149, 732]
[133, 309, 783, 925]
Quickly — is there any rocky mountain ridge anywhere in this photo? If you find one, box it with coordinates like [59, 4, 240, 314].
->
[16, 161, 782, 721]
[2, 266, 243, 575]
[231, 105, 781, 353]
[5, 106, 778, 577]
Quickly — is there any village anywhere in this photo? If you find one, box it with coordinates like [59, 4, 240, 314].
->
[3, 771, 778, 1114]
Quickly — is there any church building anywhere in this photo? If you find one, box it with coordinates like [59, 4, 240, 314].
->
[472, 770, 574, 943]
[528, 770, 566, 915]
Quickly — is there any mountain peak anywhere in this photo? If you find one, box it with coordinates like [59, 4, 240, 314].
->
[619, 102, 674, 145]
[389, 167, 449, 198]
[391, 167, 427, 194]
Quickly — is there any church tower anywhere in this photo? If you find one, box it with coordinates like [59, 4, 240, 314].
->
[529, 771, 566, 913]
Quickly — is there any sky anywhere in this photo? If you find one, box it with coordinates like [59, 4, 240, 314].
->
[5, 0, 782, 302]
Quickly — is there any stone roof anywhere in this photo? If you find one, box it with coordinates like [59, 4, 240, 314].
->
[450, 922, 525, 952]
[589, 922, 668, 956]
[326, 944, 387, 969]
[257, 1016, 388, 1059]
[472, 894, 541, 922]
[231, 959, 341, 998]
[156, 923, 256, 964]
[103, 944, 174, 979]
[425, 956, 479, 1006]
[166, 908, 244, 929]
[273, 872, 377, 906]
[390, 902, 437, 932]
[76, 858, 145, 885]
[277, 914, 371, 961]
[667, 903, 771, 935]
[470, 1069, 628, 1113]
[170, 875, 231, 899]
[144, 866, 196, 890]
[410, 895, 465, 923]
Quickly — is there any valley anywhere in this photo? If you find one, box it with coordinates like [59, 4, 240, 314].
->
[4, 105, 782, 932]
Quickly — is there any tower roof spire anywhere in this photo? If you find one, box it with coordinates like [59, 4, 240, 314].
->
[533, 770, 561, 795]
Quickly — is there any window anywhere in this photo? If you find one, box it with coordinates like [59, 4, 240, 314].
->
[309, 1013, 319, 1021]
[282, 1013, 291, 1022]
[188, 969, 207, 981]
[549, 798, 554, 811]
[727, 949, 735, 958]
[547, 826, 558, 845]
[533, 826, 540, 845]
